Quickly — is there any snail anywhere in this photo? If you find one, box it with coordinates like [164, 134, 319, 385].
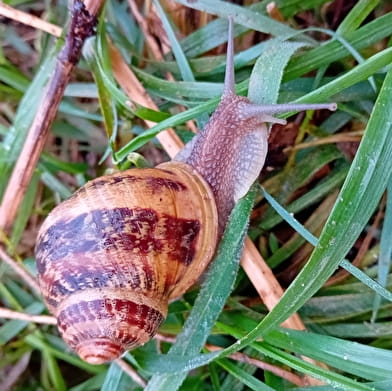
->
[35, 19, 336, 365]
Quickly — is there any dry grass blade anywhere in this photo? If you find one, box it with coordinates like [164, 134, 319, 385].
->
[0, 3, 62, 37]
[0, 307, 57, 325]
[0, 246, 40, 295]
[0, 352, 31, 391]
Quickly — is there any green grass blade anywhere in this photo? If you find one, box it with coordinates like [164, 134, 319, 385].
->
[0, 302, 45, 344]
[154, 0, 195, 83]
[102, 362, 135, 391]
[174, 0, 299, 38]
[372, 178, 392, 320]
[260, 164, 348, 230]
[216, 358, 274, 391]
[145, 190, 255, 390]
[265, 328, 392, 381]
[44, 350, 67, 391]
[337, 0, 380, 35]
[248, 41, 306, 104]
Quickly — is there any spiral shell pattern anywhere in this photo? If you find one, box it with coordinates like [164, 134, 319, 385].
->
[35, 162, 218, 364]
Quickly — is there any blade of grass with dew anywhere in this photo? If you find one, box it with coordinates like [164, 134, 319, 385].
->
[286, 47, 392, 108]
[248, 40, 306, 104]
[265, 191, 338, 268]
[38, 163, 72, 199]
[372, 178, 392, 320]
[102, 362, 135, 391]
[262, 187, 392, 301]
[217, 323, 379, 390]
[252, 343, 375, 391]
[319, 321, 392, 339]
[178, 1, 329, 58]
[264, 328, 392, 381]
[90, 46, 170, 123]
[261, 163, 349, 230]
[180, 13, 255, 58]
[219, 347, 261, 390]
[336, 0, 380, 35]
[143, 190, 255, 390]
[294, 380, 392, 391]
[340, 259, 392, 301]
[64, 82, 98, 98]
[216, 358, 274, 391]
[154, 0, 195, 83]
[148, 55, 226, 77]
[147, 320, 376, 391]
[302, 292, 390, 322]
[59, 100, 104, 122]
[40, 153, 88, 174]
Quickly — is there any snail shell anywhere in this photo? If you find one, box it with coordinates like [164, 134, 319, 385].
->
[35, 161, 218, 364]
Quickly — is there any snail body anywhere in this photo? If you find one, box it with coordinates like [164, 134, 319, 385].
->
[35, 19, 336, 364]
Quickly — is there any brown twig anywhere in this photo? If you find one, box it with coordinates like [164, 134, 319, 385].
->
[0, 3, 62, 37]
[114, 358, 147, 387]
[0, 0, 102, 232]
[0, 246, 40, 296]
[0, 307, 56, 325]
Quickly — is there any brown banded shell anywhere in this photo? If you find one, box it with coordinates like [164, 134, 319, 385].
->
[35, 161, 218, 364]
